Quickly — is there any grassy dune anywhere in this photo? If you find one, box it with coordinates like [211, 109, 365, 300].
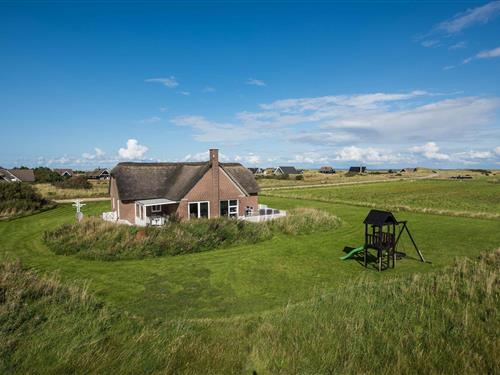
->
[1, 250, 498, 374]
[264, 178, 500, 219]
[34, 180, 109, 200]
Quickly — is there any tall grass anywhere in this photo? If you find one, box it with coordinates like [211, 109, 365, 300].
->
[1, 250, 498, 374]
[0, 182, 54, 220]
[34, 180, 109, 199]
[43, 208, 341, 260]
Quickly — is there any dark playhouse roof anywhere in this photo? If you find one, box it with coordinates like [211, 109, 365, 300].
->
[363, 209, 398, 226]
[349, 166, 367, 173]
[111, 162, 260, 201]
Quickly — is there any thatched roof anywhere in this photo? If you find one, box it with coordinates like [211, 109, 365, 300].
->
[111, 162, 259, 201]
[2, 168, 35, 182]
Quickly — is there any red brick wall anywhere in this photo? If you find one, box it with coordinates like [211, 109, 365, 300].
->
[176, 166, 258, 220]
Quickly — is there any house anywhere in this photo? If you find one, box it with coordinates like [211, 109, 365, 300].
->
[108, 149, 260, 226]
[53, 168, 73, 177]
[248, 167, 264, 175]
[348, 166, 367, 173]
[0, 167, 35, 183]
[274, 166, 300, 175]
[319, 166, 335, 174]
[87, 168, 110, 180]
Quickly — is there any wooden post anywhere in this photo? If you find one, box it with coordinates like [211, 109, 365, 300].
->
[405, 225, 425, 262]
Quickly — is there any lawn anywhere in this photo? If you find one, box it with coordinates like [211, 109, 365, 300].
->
[264, 178, 500, 219]
[1, 192, 499, 320]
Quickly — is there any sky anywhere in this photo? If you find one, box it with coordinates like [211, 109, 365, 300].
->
[1, 0, 500, 169]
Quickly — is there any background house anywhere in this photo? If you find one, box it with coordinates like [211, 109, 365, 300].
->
[108, 149, 259, 226]
[0, 167, 35, 182]
[319, 166, 335, 174]
[53, 168, 73, 177]
[86, 168, 110, 180]
[274, 166, 300, 175]
[248, 167, 264, 175]
[348, 166, 367, 173]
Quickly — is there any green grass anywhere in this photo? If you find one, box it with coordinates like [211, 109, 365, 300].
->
[264, 178, 500, 219]
[1, 194, 499, 320]
[1, 248, 498, 374]
[1, 179, 500, 373]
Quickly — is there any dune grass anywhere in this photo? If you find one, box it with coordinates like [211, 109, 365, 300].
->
[42, 208, 340, 260]
[34, 180, 109, 199]
[1, 250, 498, 374]
[264, 178, 500, 219]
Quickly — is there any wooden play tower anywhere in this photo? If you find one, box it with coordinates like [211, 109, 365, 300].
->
[363, 209, 425, 271]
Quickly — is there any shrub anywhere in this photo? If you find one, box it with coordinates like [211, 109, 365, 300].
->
[33, 167, 62, 183]
[0, 182, 53, 219]
[43, 209, 340, 260]
[52, 176, 92, 190]
[295, 175, 304, 181]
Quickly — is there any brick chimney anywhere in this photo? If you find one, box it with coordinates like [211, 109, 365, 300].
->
[210, 149, 220, 217]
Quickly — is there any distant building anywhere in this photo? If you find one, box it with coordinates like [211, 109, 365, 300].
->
[348, 166, 367, 173]
[274, 166, 300, 175]
[86, 168, 111, 180]
[53, 168, 73, 177]
[0, 167, 35, 183]
[319, 166, 335, 174]
[248, 167, 264, 175]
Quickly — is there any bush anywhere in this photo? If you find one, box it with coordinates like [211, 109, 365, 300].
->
[295, 175, 304, 181]
[52, 176, 92, 190]
[0, 182, 53, 219]
[43, 209, 340, 260]
[33, 167, 62, 183]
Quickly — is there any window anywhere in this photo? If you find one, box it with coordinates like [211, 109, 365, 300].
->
[188, 201, 209, 219]
[220, 199, 238, 218]
[151, 205, 162, 213]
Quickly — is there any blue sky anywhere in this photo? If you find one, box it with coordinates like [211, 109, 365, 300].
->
[1, 1, 500, 169]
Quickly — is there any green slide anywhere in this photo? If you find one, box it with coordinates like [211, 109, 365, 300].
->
[340, 246, 364, 260]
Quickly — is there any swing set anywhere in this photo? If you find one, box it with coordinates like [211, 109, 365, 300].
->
[362, 209, 425, 271]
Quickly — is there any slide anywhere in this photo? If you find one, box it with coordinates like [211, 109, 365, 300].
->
[340, 246, 364, 260]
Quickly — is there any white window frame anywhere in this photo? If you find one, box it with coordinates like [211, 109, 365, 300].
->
[188, 201, 210, 219]
[151, 204, 162, 213]
[220, 199, 239, 218]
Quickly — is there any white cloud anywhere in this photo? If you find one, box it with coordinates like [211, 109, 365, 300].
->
[463, 46, 500, 64]
[419, 2, 500, 49]
[421, 39, 440, 48]
[449, 41, 467, 50]
[145, 76, 179, 88]
[443, 65, 455, 71]
[495, 146, 500, 155]
[234, 153, 261, 165]
[82, 147, 105, 160]
[410, 142, 450, 161]
[170, 91, 500, 166]
[335, 146, 405, 164]
[245, 78, 266, 87]
[118, 139, 149, 160]
[171, 115, 261, 143]
[183, 151, 228, 162]
[436, 1, 500, 34]
[139, 116, 161, 124]
[159, 107, 168, 112]
[180, 91, 191, 96]
[202, 86, 216, 93]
